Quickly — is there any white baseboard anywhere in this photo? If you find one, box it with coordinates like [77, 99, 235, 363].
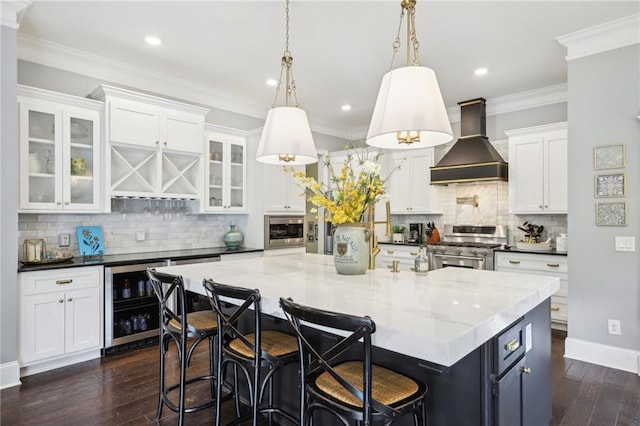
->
[0, 361, 22, 389]
[565, 337, 640, 375]
[20, 349, 101, 378]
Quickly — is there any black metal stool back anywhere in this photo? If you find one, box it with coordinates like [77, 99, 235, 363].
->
[279, 297, 428, 426]
[146, 269, 217, 426]
[203, 279, 299, 426]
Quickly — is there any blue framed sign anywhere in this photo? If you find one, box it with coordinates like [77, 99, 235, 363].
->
[76, 226, 104, 257]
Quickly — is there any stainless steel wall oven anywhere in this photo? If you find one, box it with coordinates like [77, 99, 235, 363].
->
[264, 215, 305, 250]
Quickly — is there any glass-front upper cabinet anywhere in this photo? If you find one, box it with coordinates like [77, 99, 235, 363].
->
[204, 126, 246, 213]
[18, 86, 102, 212]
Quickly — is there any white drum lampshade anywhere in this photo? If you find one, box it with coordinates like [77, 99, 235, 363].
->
[256, 106, 317, 165]
[366, 66, 453, 149]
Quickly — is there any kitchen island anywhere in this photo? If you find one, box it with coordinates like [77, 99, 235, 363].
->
[159, 253, 559, 425]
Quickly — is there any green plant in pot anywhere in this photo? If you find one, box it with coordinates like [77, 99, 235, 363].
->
[392, 225, 406, 243]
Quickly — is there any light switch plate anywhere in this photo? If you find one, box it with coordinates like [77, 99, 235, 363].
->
[615, 236, 635, 252]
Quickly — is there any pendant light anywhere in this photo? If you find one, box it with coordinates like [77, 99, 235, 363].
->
[366, 0, 453, 149]
[256, 0, 317, 165]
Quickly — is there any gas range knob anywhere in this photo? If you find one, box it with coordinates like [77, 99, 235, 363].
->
[470, 249, 478, 256]
[480, 251, 488, 256]
[455, 249, 463, 255]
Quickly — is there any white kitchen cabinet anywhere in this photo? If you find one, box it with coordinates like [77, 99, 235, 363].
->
[494, 251, 568, 330]
[388, 148, 438, 214]
[19, 266, 103, 374]
[204, 126, 247, 212]
[263, 164, 305, 214]
[505, 122, 568, 214]
[376, 243, 421, 272]
[18, 86, 102, 213]
[92, 85, 208, 201]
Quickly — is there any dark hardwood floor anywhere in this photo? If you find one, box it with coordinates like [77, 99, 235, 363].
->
[1, 331, 638, 425]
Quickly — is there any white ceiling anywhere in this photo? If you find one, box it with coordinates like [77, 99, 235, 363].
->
[16, 1, 639, 138]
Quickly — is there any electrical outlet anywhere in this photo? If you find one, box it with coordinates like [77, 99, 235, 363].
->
[615, 236, 636, 252]
[607, 319, 621, 335]
[58, 233, 70, 247]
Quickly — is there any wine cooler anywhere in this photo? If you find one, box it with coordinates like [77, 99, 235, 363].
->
[104, 261, 168, 355]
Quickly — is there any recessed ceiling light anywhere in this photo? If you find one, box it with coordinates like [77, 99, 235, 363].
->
[341, 105, 352, 111]
[145, 35, 162, 46]
[474, 67, 488, 76]
[266, 79, 278, 86]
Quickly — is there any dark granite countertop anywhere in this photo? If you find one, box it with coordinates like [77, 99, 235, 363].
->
[18, 246, 263, 273]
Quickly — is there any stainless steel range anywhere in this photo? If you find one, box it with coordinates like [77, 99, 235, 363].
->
[428, 225, 507, 270]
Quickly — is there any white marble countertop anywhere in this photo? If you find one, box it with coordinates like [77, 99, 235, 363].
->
[158, 253, 559, 367]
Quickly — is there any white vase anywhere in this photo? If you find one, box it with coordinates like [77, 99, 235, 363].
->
[333, 224, 369, 275]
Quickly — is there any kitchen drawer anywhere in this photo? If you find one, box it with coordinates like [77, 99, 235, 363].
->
[555, 279, 568, 298]
[377, 257, 415, 272]
[21, 266, 102, 295]
[379, 245, 420, 260]
[494, 319, 525, 376]
[495, 253, 567, 275]
[550, 295, 568, 324]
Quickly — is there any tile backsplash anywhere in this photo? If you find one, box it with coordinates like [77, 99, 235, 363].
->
[18, 201, 247, 260]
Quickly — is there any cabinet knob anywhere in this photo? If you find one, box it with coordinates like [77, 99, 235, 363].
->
[67, 297, 73, 302]
[539, 205, 543, 209]
[64, 201, 69, 205]
[56, 201, 62, 205]
[58, 298, 64, 303]
[520, 366, 532, 374]
[544, 205, 548, 208]
[155, 141, 159, 145]
[163, 142, 167, 147]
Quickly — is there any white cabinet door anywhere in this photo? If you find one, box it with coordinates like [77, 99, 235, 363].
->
[204, 129, 247, 212]
[389, 148, 435, 214]
[263, 164, 305, 214]
[165, 111, 204, 153]
[19, 91, 102, 213]
[506, 123, 567, 214]
[544, 135, 568, 213]
[65, 287, 101, 353]
[509, 138, 544, 213]
[109, 100, 160, 148]
[21, 292, 66, 364]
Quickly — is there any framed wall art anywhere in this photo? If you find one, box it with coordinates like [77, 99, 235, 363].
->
[76, 225, 105, 258]
[595, 172, 626, 197]
[596, 202, 627, 226]
[594, 144, 625, 170]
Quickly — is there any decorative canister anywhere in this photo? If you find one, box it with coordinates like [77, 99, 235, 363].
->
[333, 223, 370, 275]
[223, 224, 243, 248]
[23, 239, 46, 262]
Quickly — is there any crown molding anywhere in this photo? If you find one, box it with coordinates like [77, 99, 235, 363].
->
[557, 13, 640, 61]
[1, 1, 31, 29]
[18, 33, 568, 141]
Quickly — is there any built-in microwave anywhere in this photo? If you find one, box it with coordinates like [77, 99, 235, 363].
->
[264, 215, 305, 250]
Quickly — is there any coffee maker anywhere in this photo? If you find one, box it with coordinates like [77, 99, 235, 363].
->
[408, 223, 424, 244]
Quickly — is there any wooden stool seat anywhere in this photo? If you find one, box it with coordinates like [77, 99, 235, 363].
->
[168, 310, 218, 335]
[228, 330, 298, 358]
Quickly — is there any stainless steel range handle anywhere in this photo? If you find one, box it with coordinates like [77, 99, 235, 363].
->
[433, 254, 485, 262]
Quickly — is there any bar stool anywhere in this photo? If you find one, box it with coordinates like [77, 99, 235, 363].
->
[146, 269, 219, 426]
[279, 297, 429, 425]
[203, 279, 299, 426]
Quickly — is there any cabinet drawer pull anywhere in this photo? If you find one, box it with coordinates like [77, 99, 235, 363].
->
[505, 338, 520, 352]
[387, 250, 394, 254]
[409, 252, 417, 256]
[508, 260, 521, 264]
[520, 366, 531, 374]
[550, 306, 560, 311]
[56, 279, 73, 285]
[547, 263, 560, 268]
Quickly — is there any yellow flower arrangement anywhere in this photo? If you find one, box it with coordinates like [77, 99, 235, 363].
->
[289, 150, 399, 225]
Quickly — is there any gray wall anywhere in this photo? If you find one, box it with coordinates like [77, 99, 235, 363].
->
[568, 44, 639, 350]
[1, 25, 19, 367]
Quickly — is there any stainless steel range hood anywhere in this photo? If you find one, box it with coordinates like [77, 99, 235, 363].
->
[430, 98, 508, 185]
